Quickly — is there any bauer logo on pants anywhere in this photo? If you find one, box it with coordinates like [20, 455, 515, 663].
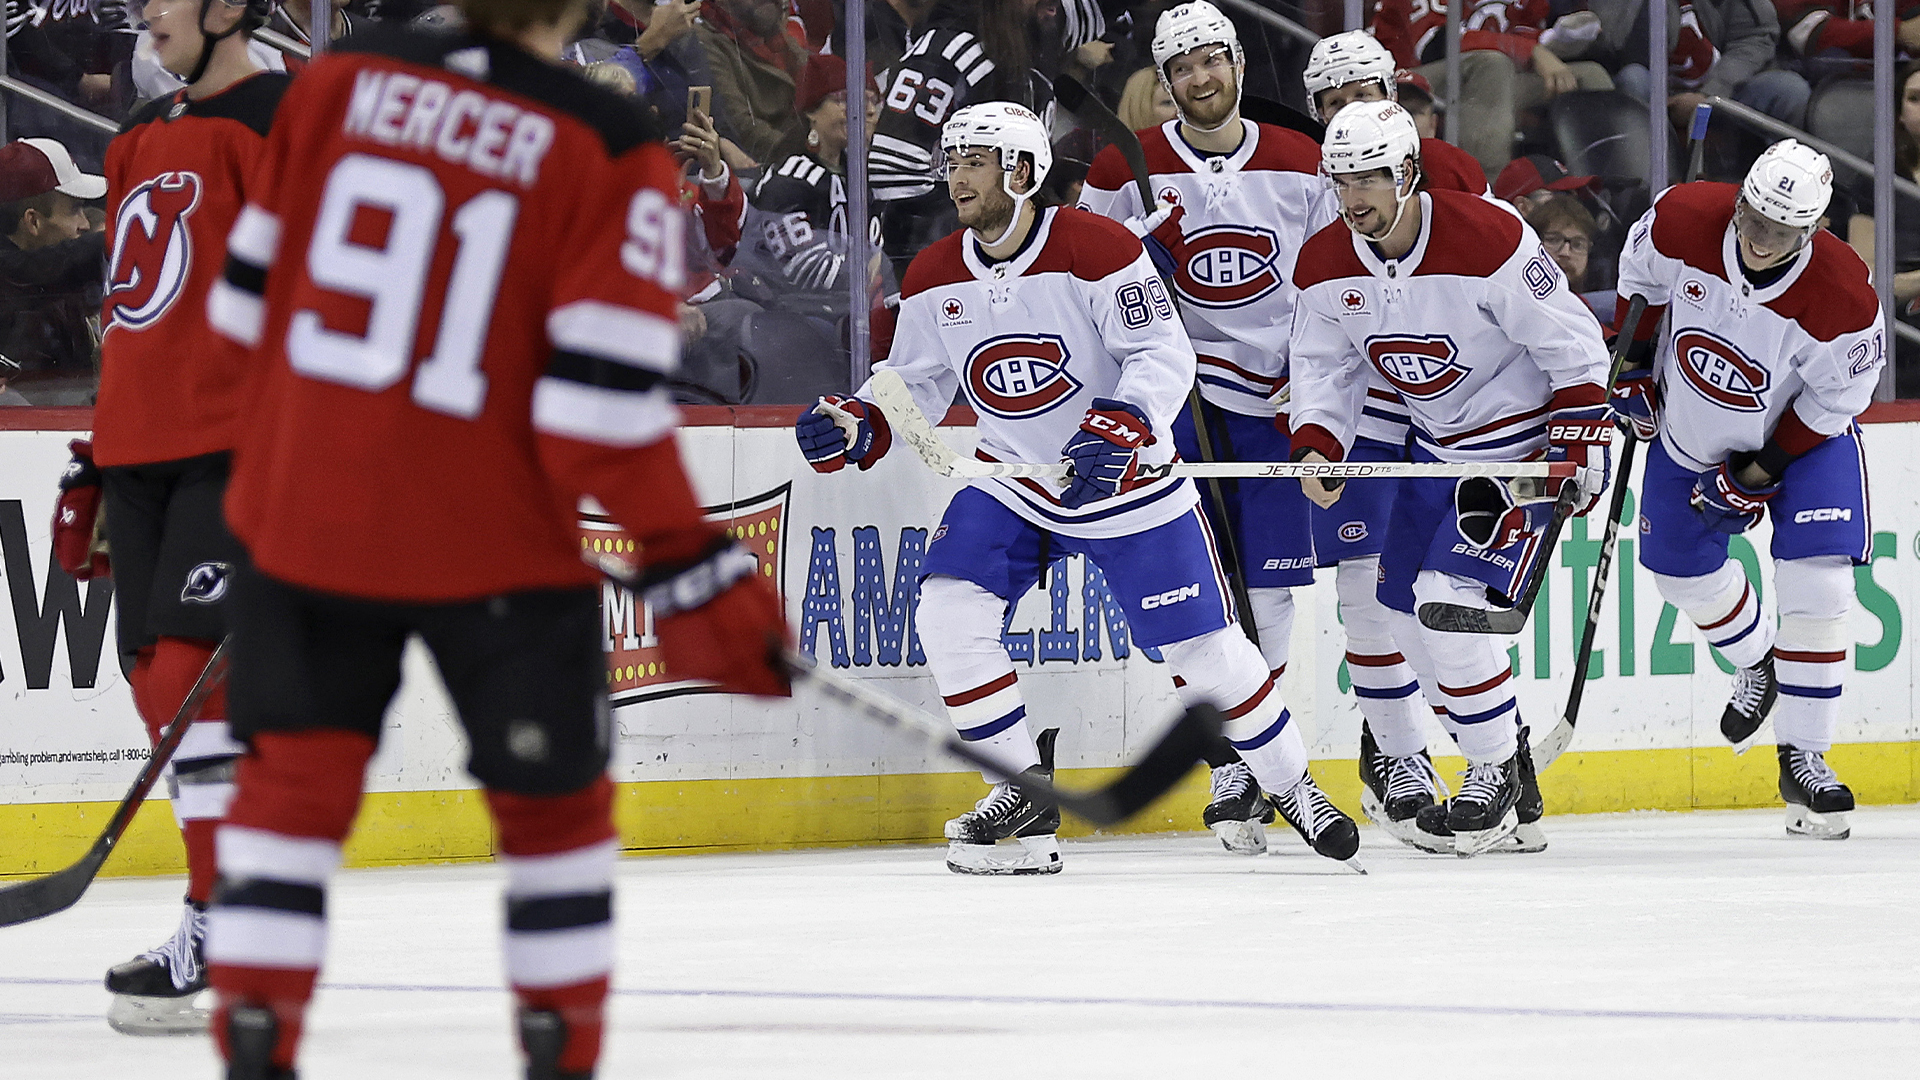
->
[181, 561, 231, 604]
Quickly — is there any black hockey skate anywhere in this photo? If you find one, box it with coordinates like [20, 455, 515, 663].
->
[106, 899, 209, 1035]
[1721, 655, 1778, 753]
[1778, 744, 1854, 840]
[1357, 721, 1445, 850]
[1447, 751, 1522, 857]
[1508, 725, 1548, 853]
[945, 728, 1062, 875]
[225, 1003, 296, 1080]
[1202, 761, 1275, 856]
[520, 1008, 594, 1080]
[1269, 772, 1364, 873]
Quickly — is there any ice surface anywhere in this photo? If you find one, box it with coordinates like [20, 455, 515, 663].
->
[5, 807, 1919, 1079]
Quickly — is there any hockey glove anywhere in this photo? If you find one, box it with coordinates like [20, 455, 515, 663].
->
[1455, 476, 1557, 550]
[1060, 399, 1156, 509]
[52, 438, 109, 581]
[1690, 461, 1779, 534]
[796, 395, 891, 474]
[1610, 367, 1660, 441]
[1125, 201, 1184, 282]
[641, 536, 792, 697]
[1546, 400, 1614, 516]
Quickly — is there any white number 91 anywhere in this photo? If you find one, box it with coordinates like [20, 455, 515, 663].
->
[621, 187, 686, 292]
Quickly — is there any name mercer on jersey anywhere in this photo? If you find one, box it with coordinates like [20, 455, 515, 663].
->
[343, 68, 555, 188]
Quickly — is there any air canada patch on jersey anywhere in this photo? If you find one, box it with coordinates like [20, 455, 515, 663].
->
[104, 171, 203, 334]
[1175, 225, 1283, 308]
[1365, 335, 1466, 400]
[1674, 329, 1770, 411]
[965, 335, 1082, 419]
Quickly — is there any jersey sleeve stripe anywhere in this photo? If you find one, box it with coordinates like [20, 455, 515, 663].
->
[228, 204, 282, 268]
[208, 278, 265, 347]
[547, 300, 679, 373]
[545, 350, 668, 392]
[532, 378, 678, 446]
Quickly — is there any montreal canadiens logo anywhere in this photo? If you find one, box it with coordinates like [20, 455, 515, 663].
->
[1339, 521, 1368, 542]
[1674, 329, 1770, 411]
[105, 171, 203, 334]
[1175, 225, 1283, 309]
[966, 335, 1082, 420]
[1366, 335, 1467, 400]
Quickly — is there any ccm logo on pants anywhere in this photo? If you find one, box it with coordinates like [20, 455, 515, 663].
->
[1793, 508, 1853, 523]
[1141, 584, 1202, 610]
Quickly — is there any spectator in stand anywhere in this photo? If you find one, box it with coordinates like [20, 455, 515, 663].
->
[1525, 193, 1611, 319]
[262, 0, 356, 65]
[0, 139, 105, 398]
[1395, 69, 1441, 138]
[1777, 0, 1920, 62]
[1592, 0, 1809, 132]
[1369, 0, 1614, 176]
[4, 0, 135, 161]
[1845, 62, 1920, 393]
[834, 0, 937, 78]
[1116, 64, 1178, 131]
[581, 58, 639, 95]
[696, 0, 811, 165]
[1495, 152, 1602, 214]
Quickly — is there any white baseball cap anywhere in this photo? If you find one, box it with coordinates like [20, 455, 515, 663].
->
[4, 138, 107, 201]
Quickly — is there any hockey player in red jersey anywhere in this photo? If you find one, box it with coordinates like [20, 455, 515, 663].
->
[1289, 101, 1613, 856]
[49, 0, 287, 1036]
[796, 102, 1361, 875]
[197, 0, 790, 1075]
[1077, 1, 1341, 856]
[1613, 140, 1883, 840]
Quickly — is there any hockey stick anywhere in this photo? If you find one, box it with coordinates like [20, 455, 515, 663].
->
[0, 639, 230, 927]
[1239, 94, 1325, 141]
[865, 370, 1571, 482]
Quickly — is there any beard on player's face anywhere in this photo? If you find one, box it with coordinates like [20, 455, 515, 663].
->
[1335, 170, 1402, 239]
[1171, 51, 1238, 128]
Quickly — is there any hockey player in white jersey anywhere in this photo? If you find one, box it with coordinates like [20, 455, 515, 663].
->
[1289, 101, 1614, 855]
[1076, 0, 1338, 855]
[795, 102, 1361, 874]
[1612, 139, 1883, 839]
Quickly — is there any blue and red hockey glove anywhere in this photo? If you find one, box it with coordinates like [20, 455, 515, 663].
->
[1060, 399, 1155, 509]
[1690, 461, 1779, 534]
[1546, 396, 1614, 516]
[1610, 367, 1659, 441]
[796, 395, 891, 473]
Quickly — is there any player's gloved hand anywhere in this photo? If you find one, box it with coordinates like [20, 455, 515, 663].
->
[642, 536, 793, 697]
[1060, 398, 1156, 509]
[1546, 400, 1614, 515]
[1610, 367, 1660, 441]
[1455, 476, 1556, 550]
[1131, 202, 1185, 282]
[52, 438, 109, 581]
[796, 394, 891, 474]
[1121, 197, 1181, 239]
[1690, 461, 1779, 534]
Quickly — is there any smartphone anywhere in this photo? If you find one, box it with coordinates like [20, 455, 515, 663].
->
[688, 85, 712, 118]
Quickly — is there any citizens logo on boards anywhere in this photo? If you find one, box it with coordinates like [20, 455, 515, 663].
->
[1365, 335, 1467, 400]
[104, 171, 204, 334]
[1140, 583, 1201, 610]
[1674, 329, 1770, 411]
[965, 335, 1082, 420]
[1174, 225, 1284, 308]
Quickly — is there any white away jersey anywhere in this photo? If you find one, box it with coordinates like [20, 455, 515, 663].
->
[1615, 182, 1884, 472]
[1079, 120, 1339, 418]
[1289, 190, 1610, 462]
[866, 206, 1200, 538]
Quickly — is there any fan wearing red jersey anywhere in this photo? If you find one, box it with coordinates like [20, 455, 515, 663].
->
[57, 0, 285, 1038]
[198, 1, 789, 1076]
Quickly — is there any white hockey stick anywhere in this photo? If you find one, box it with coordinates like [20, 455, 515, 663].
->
[860, 369, 1574, 483]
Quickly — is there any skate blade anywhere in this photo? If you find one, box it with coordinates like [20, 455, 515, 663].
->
[1453, 808, 1520, 858]
[1784, 805, 1851, 840]
[1209, 818, 1268, 856]
[107, 990, 210, 1036]
[1487, 821, 1548, 854]
[1340, 857, 1368, 875]
[946, 834, 1063, 875]
[1372, 809, 1448, 853]
[1728, 716, 1773, 756]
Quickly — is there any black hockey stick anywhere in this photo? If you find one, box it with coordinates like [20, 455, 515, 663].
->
[0, 639, 230, 927]
[1239, 95, 1325, 141]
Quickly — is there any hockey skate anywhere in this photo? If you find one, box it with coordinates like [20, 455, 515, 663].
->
[944, 728, 1062, 875]
[1505, 725, 1549, 854]
[224, 1002, 296, 1080]
[1447, 751, 1522, 857]
[1202, 761, 1274, 855]
[520, 1008, 593, 1080]
[1357, 722, 1446, 850]
[1721, 656, 1778, 754]
[1269, 772, 1365, 873]
[1778, 744, 1854, 840]
[105, 899, 209, 1035]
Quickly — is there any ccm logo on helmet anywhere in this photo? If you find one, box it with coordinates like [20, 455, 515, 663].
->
[1793, 508, 1853, 523]
[1175, 225, 1283, 308]
[965, 335, 1083, 420]
[1366, 335, 1466, 400]
[1141, 583, 1202, 610]
[1674, 329, 1770, 411]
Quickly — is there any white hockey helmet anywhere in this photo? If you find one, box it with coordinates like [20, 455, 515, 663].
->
[1152, 0, 1242, 75]
[1322, 100, 1423, 237]
[1303, 31, 1397, 120]
[1740, 138, 1833, 230]
[942, 102, 1053, 244]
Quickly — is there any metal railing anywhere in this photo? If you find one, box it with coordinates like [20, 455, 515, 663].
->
[0, 76, 116, 135]
[1214, 0, 1319, 48]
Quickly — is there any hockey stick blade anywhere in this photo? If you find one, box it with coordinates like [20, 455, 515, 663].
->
[1531, 719, 1574, 773]
[0, 640, 230, 927]
[787, 651, 1222, 827]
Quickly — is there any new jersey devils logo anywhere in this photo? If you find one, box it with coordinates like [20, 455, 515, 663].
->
[1674, 329, 1770, 411]
[966, 335, 1082, 419]
[1175, 225, 1283, 309]
[1366, 335, 1467, 400]
[105, 172, 203, 334]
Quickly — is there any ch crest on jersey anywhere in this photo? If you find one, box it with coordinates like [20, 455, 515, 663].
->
[1674, 329, 1770, 411]
[105, 171, 204, 334]
[1174, 225, 1283, 309]
[965, 335, 1081, 419]
[1365, 335, 1467, 400]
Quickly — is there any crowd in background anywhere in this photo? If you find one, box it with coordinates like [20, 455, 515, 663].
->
[1, 0, 1917, 406]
